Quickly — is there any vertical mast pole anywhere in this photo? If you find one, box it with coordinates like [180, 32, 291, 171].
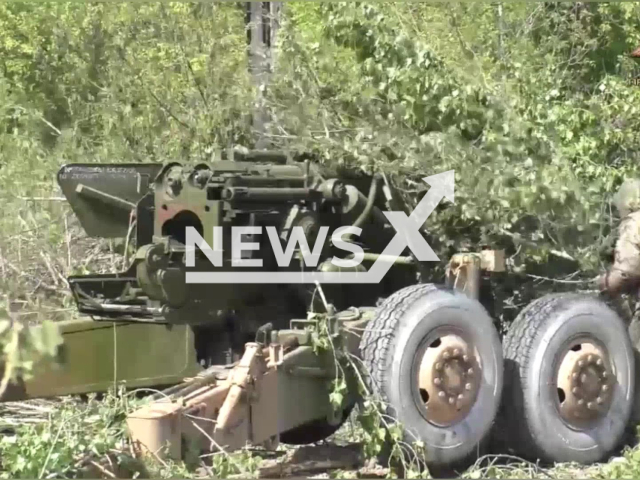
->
[246, 2, 281, 150]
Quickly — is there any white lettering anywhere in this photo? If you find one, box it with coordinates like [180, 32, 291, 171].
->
[266, 226, 329, 268]
[330, 226, 364, 268]
[231, 226, 263, 267]
[185, 226, 223, 267]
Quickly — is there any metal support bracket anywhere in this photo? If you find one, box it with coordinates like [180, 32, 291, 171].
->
[126, 334, 342, 461]
[446, 250, 505, 299]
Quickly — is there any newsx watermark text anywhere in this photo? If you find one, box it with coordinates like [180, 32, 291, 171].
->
[183, 170, 454, 284]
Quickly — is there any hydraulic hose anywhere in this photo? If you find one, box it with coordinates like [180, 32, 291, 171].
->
[350, 173, 382, 234]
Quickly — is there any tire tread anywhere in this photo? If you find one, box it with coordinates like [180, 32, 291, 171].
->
[360, 283, 440, 410]
[502, 292, 630, 461]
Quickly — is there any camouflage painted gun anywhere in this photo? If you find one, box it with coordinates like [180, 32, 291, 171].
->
[56, 149, 419, 365]
[7, 150, 638, 472]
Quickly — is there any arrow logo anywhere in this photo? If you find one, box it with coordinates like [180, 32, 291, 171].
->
[185, 170, 455, 284]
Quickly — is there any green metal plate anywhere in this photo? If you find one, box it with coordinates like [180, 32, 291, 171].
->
[17, 319, 202, 400]
[57, 163, 164, 238]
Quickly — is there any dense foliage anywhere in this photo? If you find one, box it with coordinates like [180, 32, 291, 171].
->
[268, 3, 640, 277]
[0, 2, 251, 310]
[1, 2, 640, 318]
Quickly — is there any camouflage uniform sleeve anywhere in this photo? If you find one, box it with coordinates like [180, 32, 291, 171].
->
[599, 213, 640, 296]
[613, 214, 640, 275]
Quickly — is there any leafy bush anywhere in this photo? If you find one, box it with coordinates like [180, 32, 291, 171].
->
[261, 2, 640, 320]
[0, 2, 252, 310]
[0, 392, 136, 479]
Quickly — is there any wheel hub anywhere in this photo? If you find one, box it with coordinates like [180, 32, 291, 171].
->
[556, 342, 614, 428]
[417, 334, 481, 426]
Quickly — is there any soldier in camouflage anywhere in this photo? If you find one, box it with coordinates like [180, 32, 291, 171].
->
[597, 178, 640, 425]
[597, 179, 640, 298]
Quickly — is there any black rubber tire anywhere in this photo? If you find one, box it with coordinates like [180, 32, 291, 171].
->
[502, 293, 635, 465]
[279, 405, 354, 445]
[360, 284, 504, 470]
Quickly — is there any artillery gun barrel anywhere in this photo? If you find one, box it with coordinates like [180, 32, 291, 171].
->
[232, 150, 289, 164]
[221, 186, 318, 202]
[226, 175, 306, 186]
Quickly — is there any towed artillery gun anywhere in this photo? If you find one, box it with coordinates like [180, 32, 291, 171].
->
[4, 150, 636, 471]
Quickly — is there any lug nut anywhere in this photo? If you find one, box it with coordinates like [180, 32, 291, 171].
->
[438, 391, 446, 398]
[448, 397, 455, 405]
[572, 372, 578, 380]
[587, 402, 595, 410]
[581, 373, 587, 383]
[465, 383, 472, 391]
[572, 387, 579, 395]
[458, 394, 464, 400]
[578, 399, 584, 406]
[597, 397, 604, 404]
[463, 355, 469, 362]
[453, 348, 460, 356]
[588, 355, 594, 362]
[435, 362, 442, 370]
[467, 368, 474, 375]
[597, 359, 603, 366]
[602, 385, 609, 392]
[434, 378, 442, 386]
[578, 360, 585, 367]
[444, 351, 451, 359]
